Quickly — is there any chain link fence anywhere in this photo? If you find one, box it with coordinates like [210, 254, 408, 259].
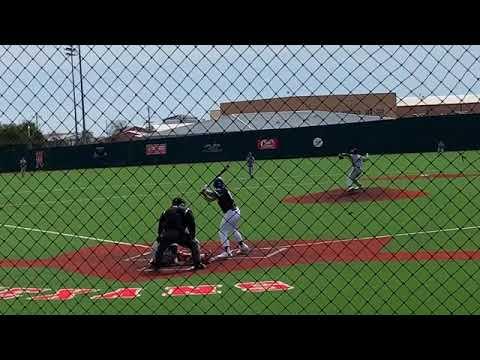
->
[0, 45, 479, 314]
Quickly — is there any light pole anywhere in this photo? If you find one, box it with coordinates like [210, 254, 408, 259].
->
[77, 45, 86, 144]
[146, 105, 152, 131]
[65, 46, 79, 145]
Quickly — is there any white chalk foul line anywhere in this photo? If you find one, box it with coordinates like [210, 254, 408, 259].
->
[265, 247, 288, 258]
[250, 225, 480, 254]
[1, 224, 150, 249]
[123, 251, 152, 262]
[3, 223, 480, 263]
[394, 225, 480, 238]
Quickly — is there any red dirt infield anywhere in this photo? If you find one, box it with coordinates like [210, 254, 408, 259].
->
[368, 172, 480, 182]
[2, 236, 480, 282]
[282, 187, 427, 204]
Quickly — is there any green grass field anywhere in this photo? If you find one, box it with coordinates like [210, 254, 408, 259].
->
[1, 151, 480, 314]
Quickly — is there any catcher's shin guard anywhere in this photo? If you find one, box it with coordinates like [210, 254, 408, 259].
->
[190, 239, 203, 267]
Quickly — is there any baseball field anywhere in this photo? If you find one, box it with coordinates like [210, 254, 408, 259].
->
[1, 150, 480, 314]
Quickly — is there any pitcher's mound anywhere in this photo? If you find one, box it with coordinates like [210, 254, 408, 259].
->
[282, 187, 428, 204]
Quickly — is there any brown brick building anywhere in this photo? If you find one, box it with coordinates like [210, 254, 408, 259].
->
[396, 102, 480, 118]
[219, 93, 397, 118]
[213, 93, 480, 121]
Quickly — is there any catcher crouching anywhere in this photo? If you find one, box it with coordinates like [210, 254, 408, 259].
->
[149, 197, 206, 271]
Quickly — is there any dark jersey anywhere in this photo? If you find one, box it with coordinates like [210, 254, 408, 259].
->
[215, 189, 237, 213]
[158, 205, 196, 239]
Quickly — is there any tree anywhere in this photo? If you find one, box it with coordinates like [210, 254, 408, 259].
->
[82, 130, 96, 144]
[0, 121, 46, 147]
[107, 120, 129, 137]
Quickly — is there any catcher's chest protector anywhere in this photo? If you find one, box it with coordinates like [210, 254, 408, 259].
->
[164, 207, 186, 231]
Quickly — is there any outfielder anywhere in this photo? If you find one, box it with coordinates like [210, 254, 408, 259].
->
[19, 157, 27, 176]
[246, 152, 255, 178]
[437, 140, 445, 153]
[201, 177, 249, 260]
[339, 148, 369, 191]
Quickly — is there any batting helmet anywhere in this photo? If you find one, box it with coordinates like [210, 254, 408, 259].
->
[172, 197, 186, 207]
[213, 177, 226, 191]
[350, 148, 359, 154]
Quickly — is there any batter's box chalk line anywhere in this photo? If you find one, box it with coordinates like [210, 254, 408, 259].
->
[127, 244, 290, 268]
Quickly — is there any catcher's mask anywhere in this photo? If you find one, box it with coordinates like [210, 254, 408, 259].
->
[172, 197, 186, 207]
[160, 244, 178, 265]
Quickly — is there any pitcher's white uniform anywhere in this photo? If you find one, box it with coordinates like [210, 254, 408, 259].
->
[347, 153, 364, 189]
[339, 149, 368, 190]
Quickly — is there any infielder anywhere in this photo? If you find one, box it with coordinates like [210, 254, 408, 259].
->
[246, 152, 255, 178]
[201, 177, 249, 259]
[339, 148, 369, 191]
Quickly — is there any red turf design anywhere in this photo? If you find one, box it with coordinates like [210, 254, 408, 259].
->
[1, 236, 480, 283]
[282, 187, 427, 204]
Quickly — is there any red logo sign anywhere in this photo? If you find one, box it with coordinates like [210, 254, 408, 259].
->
[35, 151, 44, 168]
[235, 281, 293, 293]
[257, 138, 279, 150]
[0, 288, 45, 300]
[29, 288, 95, 301]
[162, 285, 221, 297]
[91, 288, 142, 300]
[146, 143, 167, 156]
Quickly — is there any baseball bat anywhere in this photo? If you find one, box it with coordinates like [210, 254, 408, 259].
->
[201, 164, 230, 194]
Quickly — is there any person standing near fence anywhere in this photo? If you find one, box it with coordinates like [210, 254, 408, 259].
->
[246, 152, 255, 178]
[437, 140, 445, 153]
[19, 157, 27, 176]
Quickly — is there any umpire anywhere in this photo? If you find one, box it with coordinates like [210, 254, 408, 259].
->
[150, 197, 206, 270]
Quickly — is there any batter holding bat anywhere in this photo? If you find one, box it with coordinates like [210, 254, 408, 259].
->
[200, 166, 250, 260]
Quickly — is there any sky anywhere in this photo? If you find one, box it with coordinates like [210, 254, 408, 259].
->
[0, 45, 479, 137]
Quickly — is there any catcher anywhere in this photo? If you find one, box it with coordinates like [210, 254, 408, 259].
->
[149, 197, 206, 271]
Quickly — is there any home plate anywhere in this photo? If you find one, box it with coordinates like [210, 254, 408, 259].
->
[208, 249, 248, 263]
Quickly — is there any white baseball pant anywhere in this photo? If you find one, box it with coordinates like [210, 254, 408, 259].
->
[219, 207, 243, 249]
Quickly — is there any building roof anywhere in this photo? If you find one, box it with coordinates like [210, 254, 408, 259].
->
[151, 110, 387, 137]
[45, 132, 76, 141]
[151, 122, 192, 133]
[397, 94, 480, 106]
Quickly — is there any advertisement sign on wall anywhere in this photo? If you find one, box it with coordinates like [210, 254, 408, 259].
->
[202, 143, 223, 153]
[312, 137, 324, 148]
[257, 138, 280, 150]
[93, 147, 108, 159]
[35, 151, 44, 169]
[146, 143, 167, 156]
